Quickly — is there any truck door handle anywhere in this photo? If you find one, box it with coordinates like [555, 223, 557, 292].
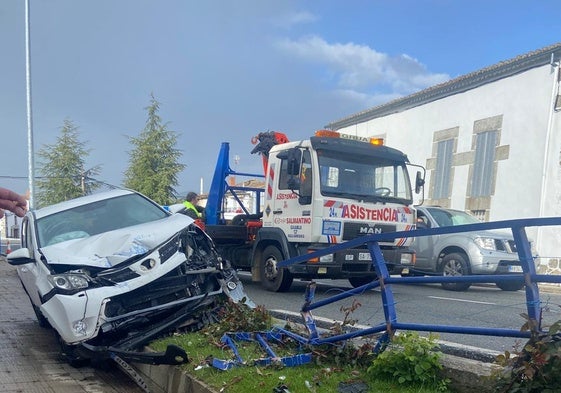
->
[273, 210, 282, 214]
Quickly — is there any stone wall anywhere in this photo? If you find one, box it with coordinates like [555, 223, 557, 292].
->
[537, 258, 561, 290]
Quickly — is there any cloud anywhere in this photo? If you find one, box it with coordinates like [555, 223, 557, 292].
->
[276, 35, 450, 101]
[333, 89, 403, 109]
[273, 11, 319, 29]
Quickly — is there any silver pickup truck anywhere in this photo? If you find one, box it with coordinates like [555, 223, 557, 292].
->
[410, 205, 534, 291]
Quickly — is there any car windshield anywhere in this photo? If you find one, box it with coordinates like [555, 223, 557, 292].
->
[317, 149, 412, 204]
[37, 193, 169, 247]
[425, 208, 481, 227]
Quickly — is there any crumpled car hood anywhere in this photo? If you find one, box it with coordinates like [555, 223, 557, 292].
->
[40, 213, 194, 268]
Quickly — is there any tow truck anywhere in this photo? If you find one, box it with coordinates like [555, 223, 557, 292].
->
[203, 130, 425, 292]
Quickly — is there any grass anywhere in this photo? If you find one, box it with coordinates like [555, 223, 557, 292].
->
[149, 301, 452, 393]
[151, 331, 448, 393]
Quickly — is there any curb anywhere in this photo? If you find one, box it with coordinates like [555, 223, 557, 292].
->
[132, 362, 213, 393]
[132, 353, 500, 393]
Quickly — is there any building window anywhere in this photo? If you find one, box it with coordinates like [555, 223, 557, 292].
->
[433, 139, 453, 199]
[470, 210, 486, 221]
[470, 130, 497, 197]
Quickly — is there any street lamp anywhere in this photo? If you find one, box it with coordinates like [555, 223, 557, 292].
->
[25, 0, 36, 209]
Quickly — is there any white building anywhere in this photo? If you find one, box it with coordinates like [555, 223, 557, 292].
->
[326, 42, 561, 269]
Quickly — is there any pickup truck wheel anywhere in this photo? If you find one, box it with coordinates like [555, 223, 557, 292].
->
[440, 253, 472, 291]
[348, 277, 375, 288]
[496, 281, 524, 291]
[260, 245, 293, 292]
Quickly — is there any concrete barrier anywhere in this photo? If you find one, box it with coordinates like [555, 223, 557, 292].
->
[132, 353, 501, 393]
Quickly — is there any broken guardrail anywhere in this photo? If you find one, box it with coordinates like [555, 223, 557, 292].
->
[212, 217, 561, 368]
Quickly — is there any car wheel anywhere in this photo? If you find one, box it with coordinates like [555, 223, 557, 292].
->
[58, 336, 90, 368]
[348, 277, 376, 288]
[32, 305, 51, 329]
[260, 245, 293, 292]
[496, 280, 525, 291]
[18, 280, 52, 329]
[440, 252, 472, 291]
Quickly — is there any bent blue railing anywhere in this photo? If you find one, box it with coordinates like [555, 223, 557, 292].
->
[274, 216, 561, 348]
[212, 217, 561, 368]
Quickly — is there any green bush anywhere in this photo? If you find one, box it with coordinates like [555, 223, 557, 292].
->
[366, 331, 449, 392]
[493, 318, 561, 392]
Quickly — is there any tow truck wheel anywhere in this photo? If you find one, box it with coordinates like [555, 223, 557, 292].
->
[260, 245, 293, 292]
[440, 252, 472, 291]
[348, 277, 375, 288]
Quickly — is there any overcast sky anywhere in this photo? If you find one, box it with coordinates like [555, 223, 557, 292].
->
[1, 1, 559, 199]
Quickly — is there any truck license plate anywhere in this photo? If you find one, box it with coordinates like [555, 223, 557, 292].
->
[318, 267, 327, 274]
[358, 253, 372, 261]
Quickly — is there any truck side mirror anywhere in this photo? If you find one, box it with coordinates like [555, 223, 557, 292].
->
[285, 148, 302, 176]
[415, 171, 425, 194]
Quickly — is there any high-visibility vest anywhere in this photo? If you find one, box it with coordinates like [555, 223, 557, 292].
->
[183, 201, 202, 218]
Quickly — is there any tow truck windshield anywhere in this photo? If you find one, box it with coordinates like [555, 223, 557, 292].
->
[317, 150, 413, 205]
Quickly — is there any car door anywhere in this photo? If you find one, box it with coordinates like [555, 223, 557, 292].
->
[412, 210, 439, 272]
[15, 216, 44, 307]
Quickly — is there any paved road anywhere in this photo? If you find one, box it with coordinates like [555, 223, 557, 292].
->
[0, 257, 144, 393]
[239, 273, 561, 354]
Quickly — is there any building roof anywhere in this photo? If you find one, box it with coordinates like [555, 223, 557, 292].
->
[326, 42, 561, 130]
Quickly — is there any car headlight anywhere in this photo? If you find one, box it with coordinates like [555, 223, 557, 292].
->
[48, 274, 89, 292]
[474, 237, 498, 251]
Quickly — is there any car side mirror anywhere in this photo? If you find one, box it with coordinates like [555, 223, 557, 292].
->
[6, 248, 34, 266]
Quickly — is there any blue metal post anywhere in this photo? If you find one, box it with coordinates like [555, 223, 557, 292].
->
[512, 224, 542, 332]
[205, 143, 232, 225]
[367, 240, 397, 336]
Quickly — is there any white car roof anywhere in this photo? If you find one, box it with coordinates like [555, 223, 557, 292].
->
[32, 189, 136, 219]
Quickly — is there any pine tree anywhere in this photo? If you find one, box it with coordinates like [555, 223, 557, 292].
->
[123, 94, 185, 205]
[36, 119, 100, 207]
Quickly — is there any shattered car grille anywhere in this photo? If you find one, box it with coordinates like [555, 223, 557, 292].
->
[103, 262, 221, 318]
[159, 234, 181, 264]
[97, 267, 140, 283]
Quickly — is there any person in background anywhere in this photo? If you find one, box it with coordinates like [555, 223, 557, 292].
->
[0, 187, 27, 217]
[182, 192, 204, 220]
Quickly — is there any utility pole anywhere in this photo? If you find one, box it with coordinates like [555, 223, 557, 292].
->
[25, 0, 36, 209]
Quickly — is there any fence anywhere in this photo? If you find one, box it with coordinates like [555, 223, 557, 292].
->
[274, 216, 561, 351]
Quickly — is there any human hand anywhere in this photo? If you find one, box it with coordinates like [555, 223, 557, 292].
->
[0, 187, 28, 217]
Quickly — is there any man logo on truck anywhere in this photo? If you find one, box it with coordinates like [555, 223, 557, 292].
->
[359, 226, 383, 235]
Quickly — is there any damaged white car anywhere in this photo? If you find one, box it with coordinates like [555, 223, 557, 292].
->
[7, 188, 251, 367]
